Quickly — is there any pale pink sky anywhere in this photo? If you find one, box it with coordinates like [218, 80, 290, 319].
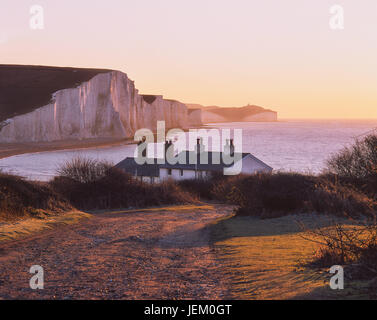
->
[1, 0, 377, 118]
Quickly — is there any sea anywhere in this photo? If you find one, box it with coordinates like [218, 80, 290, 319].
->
[0, 119, 376, 181]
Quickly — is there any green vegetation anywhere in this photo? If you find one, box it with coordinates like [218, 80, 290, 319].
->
[51, 156, 196, 210]
[1, 134, 375, 222]
[0, 156, 196, 222]
[206, 135, 377, 299]
[209, 214, 372, 299]
[180, 134, 377, 220]
[0, 171, 72, 221]
[211, 173, 376, 219]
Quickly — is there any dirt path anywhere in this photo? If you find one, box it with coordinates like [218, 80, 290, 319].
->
[0, 204, 234, 300]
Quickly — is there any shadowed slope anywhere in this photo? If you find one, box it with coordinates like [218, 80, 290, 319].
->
[0, 65, 112, 122]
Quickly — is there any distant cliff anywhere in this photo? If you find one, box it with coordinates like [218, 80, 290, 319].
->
[186, 104, 278, 123]
[0, 65, 188, 143]
[188, 109, 203, 126]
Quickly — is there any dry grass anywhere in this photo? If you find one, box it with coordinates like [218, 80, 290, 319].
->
[51, 161, 197, 210]
[90, 204, 213, 215]
[0, 172, 72, 222]
[209, 214, 371, 299]
[0, 211, 91, 242]
[0, 170, 91, 241]
[56, 156, 113, 184]
[210, 173, 377, 219]
[0, 204, 234, 300]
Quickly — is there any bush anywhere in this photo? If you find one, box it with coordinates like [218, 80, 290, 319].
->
[326, 134, 377, 198]
[56, 156, 113, 184]
[178, 178, 215, 200]
[178, 172, 233, 200]
[303, 222, 377, 280]
[223, 173, 316, 218]
[0, 172, 72, 221]
[309, 175, 376, 218]
[208, 173, 377, 219]
[211, 175, 246, 204]
[203, 135, 377, 219]
[51, 165, 196, 210]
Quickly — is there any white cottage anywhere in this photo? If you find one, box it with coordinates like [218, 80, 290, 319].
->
[115, 140, 273, 183]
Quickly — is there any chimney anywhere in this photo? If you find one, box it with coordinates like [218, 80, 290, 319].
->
[165, 140, 174, 162]
[230, 139, 235, 157]
[137, 136, 147, 158]
[164, 140, 169, 155]
[195, 138, 202, 154]
[224, 139, 230, 154]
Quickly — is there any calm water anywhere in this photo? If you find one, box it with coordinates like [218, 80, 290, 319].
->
[0, 119, 376, 181]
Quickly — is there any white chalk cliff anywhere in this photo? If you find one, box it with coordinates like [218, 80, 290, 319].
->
[0, 71, 188, 143]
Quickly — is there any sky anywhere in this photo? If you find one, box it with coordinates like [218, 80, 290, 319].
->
[1, 0, 376, 119]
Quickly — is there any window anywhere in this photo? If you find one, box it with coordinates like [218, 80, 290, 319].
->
[168, 169, 172, 175]
[180, 169, 184, 176]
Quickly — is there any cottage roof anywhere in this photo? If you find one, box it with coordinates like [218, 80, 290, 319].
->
[116, 157, 160, 177]
[115, 151, 267, 177]
[159, 151, 248, 171]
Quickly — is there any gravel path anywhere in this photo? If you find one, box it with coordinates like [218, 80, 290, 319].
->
[0, 204, 234, 300]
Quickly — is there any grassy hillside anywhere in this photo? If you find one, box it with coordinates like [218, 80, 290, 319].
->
[0, 65, 112, 122]
[0, 171, 72, 221]
[0, 158, 197, 222]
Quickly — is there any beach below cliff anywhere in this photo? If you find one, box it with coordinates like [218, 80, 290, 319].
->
[0, 138, 132, 160]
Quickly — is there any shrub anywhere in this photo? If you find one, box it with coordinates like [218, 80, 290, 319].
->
[178, 178, 214, 199]
[211, 175, 246, 204]
[227, 173, 317, 218]
[327, 134, 377, 179]
[0, 172, 72, 221]
[208, 172, 377, 219]
[309, 176, 376, 218]
[56, 156, 113, 184]
[302, 222, 377, 280]
[178, 172, 233, 200]
[51, 165, 196, 210]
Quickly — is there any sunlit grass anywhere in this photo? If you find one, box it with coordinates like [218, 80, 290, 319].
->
[91, 204, 213, 215]
[0, 211, 91, 242]
[210, 214, 371, 299]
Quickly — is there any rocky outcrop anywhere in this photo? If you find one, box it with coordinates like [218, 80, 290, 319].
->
[0, 70, 188, 143]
